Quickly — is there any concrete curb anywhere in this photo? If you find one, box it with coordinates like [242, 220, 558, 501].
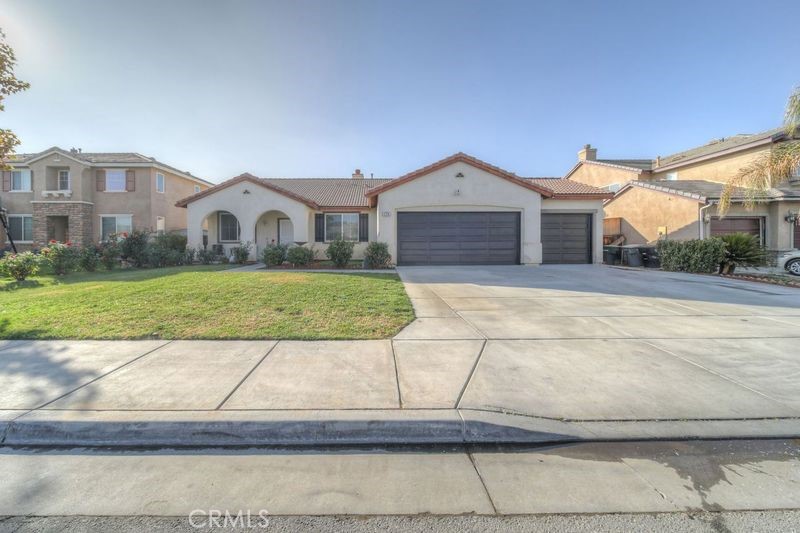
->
[4, 409, 800, 447]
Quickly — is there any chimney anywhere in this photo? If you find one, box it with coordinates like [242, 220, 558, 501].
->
[655, 156, 661, 168]
[352, 168, 364, 179]
[578, 144, 597, 162]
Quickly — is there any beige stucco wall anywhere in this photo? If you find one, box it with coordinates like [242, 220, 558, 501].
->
[375, 161, 546, 264]
[568, 162, 642, 189]
[652, 145, 770, 183]
[604, 187, 701, 244]
[541, 199, 606, 264]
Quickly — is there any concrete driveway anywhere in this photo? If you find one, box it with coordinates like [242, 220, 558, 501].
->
[396, 265, 800, 421]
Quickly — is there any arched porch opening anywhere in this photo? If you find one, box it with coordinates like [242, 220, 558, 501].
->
[255, 209, 299, 257]
[200, 210, 242, 257]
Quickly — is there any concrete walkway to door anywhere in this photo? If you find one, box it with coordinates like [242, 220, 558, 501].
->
[1, 265, 799, 446]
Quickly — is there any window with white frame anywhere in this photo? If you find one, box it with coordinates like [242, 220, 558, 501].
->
[324, 213, 359, 242]
[665, 171, 678, 181]
[156, 173, 165, 193]
[58, 170, 70, 190]
[156, 216, 165, 234]
[218, 212, 240, 242]
[10, 170, 31, 191]
[105, 170, 127, 191]
[7, 215, 33, 242]
[605, 183, 621, 193]
[194, 185, 201, 193]
[100, 215, 133, 240]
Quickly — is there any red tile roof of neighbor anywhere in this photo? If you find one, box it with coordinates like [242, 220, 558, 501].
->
[175, 153, 613, 208]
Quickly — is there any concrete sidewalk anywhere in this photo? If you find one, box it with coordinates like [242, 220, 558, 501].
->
[2, 265, 799, 446]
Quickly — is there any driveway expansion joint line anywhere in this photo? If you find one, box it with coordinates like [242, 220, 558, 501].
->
[466, 451, 498, 515]
[389, 340, 403, 409]
[215, 341, 280, 410]
[0, 340, 34, 354]
[455, 340, 488, 409]
[641, 340, 800, 412]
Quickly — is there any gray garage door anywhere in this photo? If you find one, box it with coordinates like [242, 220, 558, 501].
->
[397, 211, 520, 266]
[541, 213, 592, 264]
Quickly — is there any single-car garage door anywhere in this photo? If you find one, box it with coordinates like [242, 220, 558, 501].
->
[710, 217, 763, 244]
[397, 211, 520, 266]
[541, 213, 592, 264]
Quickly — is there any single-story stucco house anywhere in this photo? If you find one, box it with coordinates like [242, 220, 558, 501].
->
[175, 153, 612, 266]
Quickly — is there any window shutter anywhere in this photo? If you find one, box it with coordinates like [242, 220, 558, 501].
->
[1, 171, 10, 192]
[125, 170, 136, 192]
[96, 170, 106, 191]
[314, 213, 325, 242]
[359, 213, 369, 242]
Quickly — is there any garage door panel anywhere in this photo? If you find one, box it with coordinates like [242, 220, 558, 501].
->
[541, 213, 592, 264]
[397, 211, 520, 266]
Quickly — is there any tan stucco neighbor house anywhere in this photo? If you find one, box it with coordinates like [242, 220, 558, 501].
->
[176, 153, 612, 265]
[0, 147, 212, 250]
[565, 129, 800, 255]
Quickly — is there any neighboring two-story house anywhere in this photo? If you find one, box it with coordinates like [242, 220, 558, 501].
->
[565, 128, 800, 254]
[0, 147, 211, 250]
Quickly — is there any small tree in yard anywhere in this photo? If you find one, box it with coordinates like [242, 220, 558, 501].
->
[0, 29, 30, 168]
[325, 238, 354, 268]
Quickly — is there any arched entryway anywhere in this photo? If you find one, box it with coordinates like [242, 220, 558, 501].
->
[255, 210, 298, 256]
[199, 210, 242, 256]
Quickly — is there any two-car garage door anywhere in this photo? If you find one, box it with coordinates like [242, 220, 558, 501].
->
[396, 211, 593, 265]
[397, 212, 520, 266]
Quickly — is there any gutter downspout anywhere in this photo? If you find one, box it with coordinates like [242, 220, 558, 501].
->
[699, 201, 714, 239]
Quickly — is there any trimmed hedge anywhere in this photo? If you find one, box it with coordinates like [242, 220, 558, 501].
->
[657, 238, 726, 273]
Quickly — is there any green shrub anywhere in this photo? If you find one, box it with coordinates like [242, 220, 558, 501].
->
[184, 247, 197, 265]
[262, 243, 288, 267]
[120, 230, 150, 267]
[325, 238, 355, 268]
[0, 251, 40, 281]
[363, 241, 391, 269]
[231, 241, 252, 264]
[719, 233, 765, 274]
[197, 248, 216, 265]
[657, 238, 726, 273]
[79, 246, 100, 272]
[219, 255, 230, 264]
[287, 245, 315, 267]
[146, 244, 170, 268]
[100, 240, 120, 271]
[41, 241, 79, 275]
[154, 232, 187, 252]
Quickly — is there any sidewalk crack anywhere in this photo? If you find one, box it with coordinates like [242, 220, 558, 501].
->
[455, 340, 487, 408]
[390, 340, 403, 408]
[467, 451, 499, 514]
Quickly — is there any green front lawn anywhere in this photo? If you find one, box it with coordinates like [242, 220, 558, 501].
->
[0, 266, 414, 340]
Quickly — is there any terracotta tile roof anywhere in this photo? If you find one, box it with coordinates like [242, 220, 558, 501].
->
[621, 179, 800, 202]
[260, 178, 391, 207]
[525, 178, 613, 197]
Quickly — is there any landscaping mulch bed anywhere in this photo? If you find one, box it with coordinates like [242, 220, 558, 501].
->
[720, 273, 800, 288]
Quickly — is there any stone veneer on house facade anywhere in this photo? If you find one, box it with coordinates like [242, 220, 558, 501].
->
[31, 201, 94, 247]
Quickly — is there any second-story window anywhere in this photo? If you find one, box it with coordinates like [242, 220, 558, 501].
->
[58, 170, 70, 191]
[156, 173, 165, 193]
[105, 170, 127, 191]
[11, 170, 32, 191]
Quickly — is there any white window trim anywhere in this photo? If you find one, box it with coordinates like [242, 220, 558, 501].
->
[99, 214, 133, 240]
[156, 172, 165, 193]
[324, 212, 360, 243]
[10, 169, 32, 192]
[6, 214, 33, 243]
[156, 216, 166, 234]
[665, 171, 679, 181]
[605, 183, 621, 193]
[57, 169, 71, 191]
[218, 212, 241, 243]
[104, 169, 128, 192]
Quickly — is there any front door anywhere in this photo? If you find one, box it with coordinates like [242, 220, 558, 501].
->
[278, 218, 294, 245]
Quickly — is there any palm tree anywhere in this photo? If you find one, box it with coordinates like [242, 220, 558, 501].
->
[719, 86, 800, 213]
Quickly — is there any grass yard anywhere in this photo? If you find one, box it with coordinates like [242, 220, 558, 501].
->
[0, 266, 414, 340]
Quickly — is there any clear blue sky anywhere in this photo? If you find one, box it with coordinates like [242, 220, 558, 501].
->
[2, 0, 798, 183]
